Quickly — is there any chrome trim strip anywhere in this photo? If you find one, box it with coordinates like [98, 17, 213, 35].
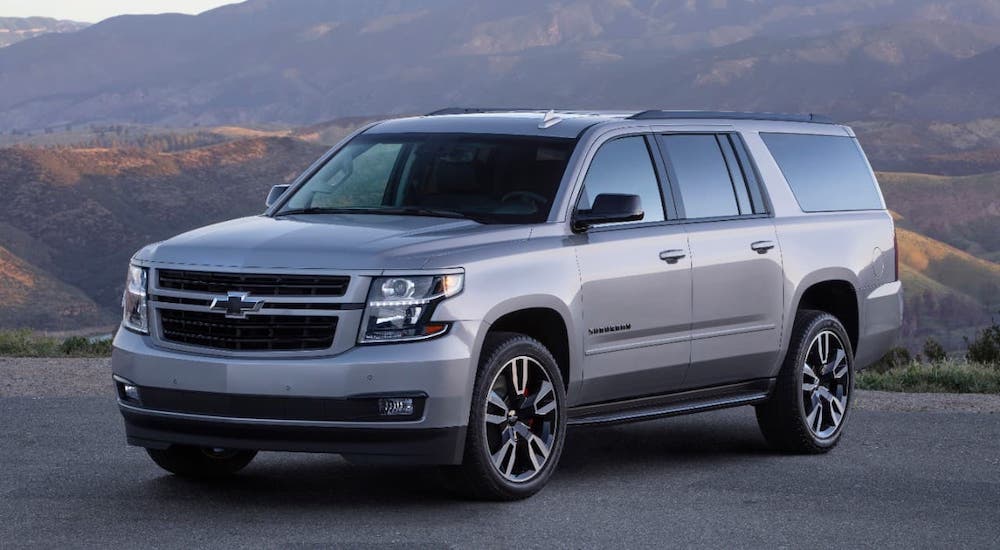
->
[586, 334, 688, 356]
[585, 324, 776, 356]
[690, 323, 776, 341]
[152, 301, 346, 317]
[151, 288, 359, 303]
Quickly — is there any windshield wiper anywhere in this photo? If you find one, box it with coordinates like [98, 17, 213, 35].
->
[273, 207, 368, 217]
[274, 206, 488, 223]
[369, 207, 489, 222]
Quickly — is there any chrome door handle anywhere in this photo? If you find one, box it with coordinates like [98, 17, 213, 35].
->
[659, 249, 686, 264]
[751, 240, 775, 254]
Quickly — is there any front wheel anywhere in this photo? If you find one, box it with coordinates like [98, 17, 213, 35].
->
[756, 310, 854, 453]
[454, 332, 567, 500]
[146, 446, 257, 479]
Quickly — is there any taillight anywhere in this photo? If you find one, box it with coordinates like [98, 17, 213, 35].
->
[893, 229, 899, 281]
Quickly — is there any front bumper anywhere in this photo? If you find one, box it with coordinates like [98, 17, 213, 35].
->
[112, 320, 481, 465]
[120, 404, 466, 464]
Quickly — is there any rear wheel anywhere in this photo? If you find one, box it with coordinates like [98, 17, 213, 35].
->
[146, 446, 257, 478]
[453, 332, 567, 500]
[756, 310, 854, 453]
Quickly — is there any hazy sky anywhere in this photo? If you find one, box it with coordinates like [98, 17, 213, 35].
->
[1, 1, 236, 23]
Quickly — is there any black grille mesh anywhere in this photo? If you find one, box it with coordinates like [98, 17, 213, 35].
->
[158, 269, 349, 297]
[160, 309, 337, 351]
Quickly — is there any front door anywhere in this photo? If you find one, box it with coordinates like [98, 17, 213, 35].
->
[573, 135, 692, 404]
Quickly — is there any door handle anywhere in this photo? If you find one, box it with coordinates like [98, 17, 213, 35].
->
[659, 249, 686, 264]
[751, 240, 775, 254]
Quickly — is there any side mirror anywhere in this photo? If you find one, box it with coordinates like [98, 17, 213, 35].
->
[265, 184, 290, 208]
[572, 193, 644, 231]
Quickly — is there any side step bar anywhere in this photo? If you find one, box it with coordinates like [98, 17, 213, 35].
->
[567, 379, 774, 427]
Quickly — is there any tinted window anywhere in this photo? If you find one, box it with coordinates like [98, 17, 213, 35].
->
[761, 133, 882, 212]
[279, 133, 575, 224]
[661, 134, 739, 219]
[577, 136, 665, 224]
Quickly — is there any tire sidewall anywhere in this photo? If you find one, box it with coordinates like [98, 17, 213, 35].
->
[467, 336, 567, 498]
[793, 315, 855, 450]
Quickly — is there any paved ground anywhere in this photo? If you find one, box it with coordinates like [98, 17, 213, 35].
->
[2, 392, 999, 548]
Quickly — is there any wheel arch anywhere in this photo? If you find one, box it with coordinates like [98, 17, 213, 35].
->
[787, 273, 861, 358]
[478, 296, 581, 398]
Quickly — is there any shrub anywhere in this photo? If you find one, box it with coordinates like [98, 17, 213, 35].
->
[0, 330, 112, 357]
[59, 335, 113, 357]
[869, 346, 911, 374]
[857, 360, 1000, 394]
[0, 329, 60, 357]
[965, 318, 1000, 365]
[922, 337, 948, 362]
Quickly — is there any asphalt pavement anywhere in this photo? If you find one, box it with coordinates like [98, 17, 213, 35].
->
[2, 395, 999, 548]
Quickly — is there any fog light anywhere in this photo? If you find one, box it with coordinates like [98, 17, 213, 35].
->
[378, 397, 414, 416]
[123, 384, 140, 402]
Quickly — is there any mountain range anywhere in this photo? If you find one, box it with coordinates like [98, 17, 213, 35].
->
[0, 0, 997, 352]
[0, 17, 87, 48]
[1, 0, 1000, 130]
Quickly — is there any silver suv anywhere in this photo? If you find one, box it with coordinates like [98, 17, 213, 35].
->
[112, 109, 902, 500]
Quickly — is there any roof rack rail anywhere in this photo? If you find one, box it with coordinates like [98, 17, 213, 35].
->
[426, 107, 546, 116]
[627, 110, 835, 124]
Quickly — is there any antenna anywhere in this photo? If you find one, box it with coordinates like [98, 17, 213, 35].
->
[538, 110, 562, 129]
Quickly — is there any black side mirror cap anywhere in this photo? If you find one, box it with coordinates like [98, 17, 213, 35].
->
[572, 193, 644, 232]
[265, 184, 291, 208]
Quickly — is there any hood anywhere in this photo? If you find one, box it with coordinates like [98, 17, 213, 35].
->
[135, 214, 532, 270]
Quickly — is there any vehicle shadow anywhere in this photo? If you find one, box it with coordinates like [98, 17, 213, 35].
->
[140, 408, 774, 506]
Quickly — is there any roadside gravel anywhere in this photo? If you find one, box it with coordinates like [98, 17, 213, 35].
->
[0, 357, 111, 397]
[2, 358, 998, 412]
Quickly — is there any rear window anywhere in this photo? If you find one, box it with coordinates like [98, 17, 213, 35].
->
[761, 133, 883, 212]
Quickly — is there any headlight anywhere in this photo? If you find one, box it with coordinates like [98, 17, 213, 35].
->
[359, 274, 463, 343]
[121, 264, 148, 334]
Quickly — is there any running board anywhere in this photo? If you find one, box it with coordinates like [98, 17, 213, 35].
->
[567, 379, 774, 427]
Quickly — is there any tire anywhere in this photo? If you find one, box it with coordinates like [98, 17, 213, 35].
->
[146, 446, 257, 479]
[755, 310, 855, 454]
[452, 332, 567, 501]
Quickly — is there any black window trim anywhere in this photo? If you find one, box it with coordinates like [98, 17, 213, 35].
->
[717, 134, 752, 215]
[730, 133, 772, 215]
[654, 131, 774, 223]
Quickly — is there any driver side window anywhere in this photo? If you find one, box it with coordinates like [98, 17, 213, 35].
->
[577, 136, 665, 225]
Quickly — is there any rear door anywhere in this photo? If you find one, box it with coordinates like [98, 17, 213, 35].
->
[573, 134, 692, 404]
[656, 132, 784, 387]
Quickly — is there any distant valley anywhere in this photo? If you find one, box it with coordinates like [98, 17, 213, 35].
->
[0, 124, 997, 352]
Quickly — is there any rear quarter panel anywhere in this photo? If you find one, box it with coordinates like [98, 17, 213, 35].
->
[740, 126, 899, 374]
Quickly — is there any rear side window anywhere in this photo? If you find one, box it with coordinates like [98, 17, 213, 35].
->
[761, 133, 883, 212]
[659, 134, 765, 219]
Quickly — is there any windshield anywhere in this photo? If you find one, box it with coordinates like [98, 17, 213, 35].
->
[275, 133, 576, 224]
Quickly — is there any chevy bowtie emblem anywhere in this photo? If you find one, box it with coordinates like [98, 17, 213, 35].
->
[210, 291, 264, 319]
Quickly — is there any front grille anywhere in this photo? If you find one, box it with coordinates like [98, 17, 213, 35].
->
[158, 269, 350, 297]
[160, 309, 337, 351]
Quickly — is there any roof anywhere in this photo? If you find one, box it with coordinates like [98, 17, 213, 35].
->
[364, 109, 838, 138]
